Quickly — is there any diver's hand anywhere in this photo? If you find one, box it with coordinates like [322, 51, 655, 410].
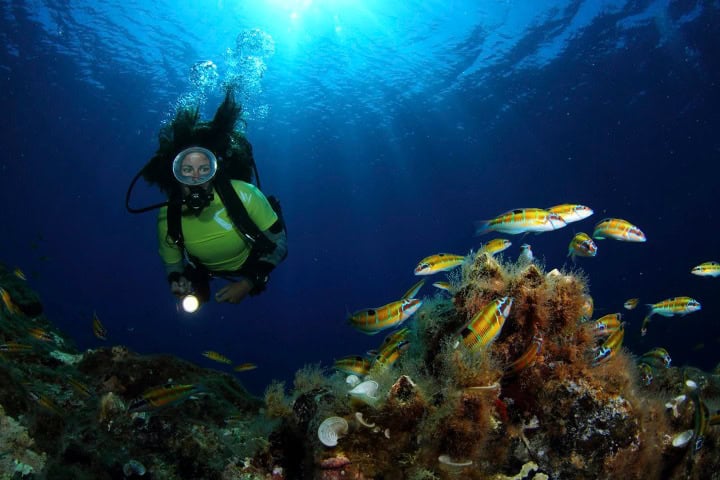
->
[215, 278, 254, 304]
[170, 276, 193, 297]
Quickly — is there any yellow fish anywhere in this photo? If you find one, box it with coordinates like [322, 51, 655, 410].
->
[68, 378, 93, 398]
[414, 253, 464, 275]
[349, 298, 422, 335]
[641, 296, 701, 336]
[128, 384, 204, 412]
[28, 328, 54, 342]
[639, 347, 671, 369]
[691, 261, 720, 277]
[0, 342, 33, 353]
[475, 208, 566, 235]
[233, 362, 258, 372]
[592, 323, 625, 365]
[92, 311, 107, 340]
[579, 294, 594, 321]
[29, 391, 64, 416]
[547, 204, 594, 223]
[479, 238, 512, 256]
[401, 279, 425, 300]
[432, 281, 451, 291]
[455, 296, 513, 352]
[373, 329, 411, 368]
[202, 351, 232, 364]
[623, 298, 639, 310]
[568, 232, 597, 259]
[13, 268, 26, 280]
[334, 355, 372, 377]
[504, 333, 543, 377]
[587, 313, 622, 337]
[592, 218, 646, 242]
[0, 287, 19, 314]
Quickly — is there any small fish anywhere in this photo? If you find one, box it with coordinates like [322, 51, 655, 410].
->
[13, 268, 26, 280]
[0, 287, 19, 314]
[641, 297, 701, 336]
[401, 279, 425, 300]
[67, 378, 93, 398]
[623, 298, 639, 310]
[518, 244, 533, 263]
[373, 335, 410, 368]
[547, 204, 594, 223]
[432, 281, 451, 291]
[504, 333, 543, 377]
[637, 362, 654, 385]
[29, 391, 64, 415]
[233, 362, 258, 372]
[689, 389, 709, 453]
[28, 328, 54, 342]
[475, 208, 566, 235]
[691, 261, 720, 277]
[592, 218, 646, 242]
[202, 351, 232, 364]
[580, 294, 594, 321]
[455, 297, 513, 352]
[693, 343, 705, 351]
[479, 238, 512, 256]
[588, 313, 622, 337]
[334, 355, 372, 377]
[92, 312, 107, 340]
[639, 347, 671, 369]
[592, 323, 625, 365]
[568, 232, 597, 260]
[0, 342, 33, 353]
[128, 384, 204, 412]
[414, 254, 464, 275]
[349, 298, 422, 335]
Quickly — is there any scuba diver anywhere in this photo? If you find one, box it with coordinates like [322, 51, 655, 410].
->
[126, 90, 287, 311]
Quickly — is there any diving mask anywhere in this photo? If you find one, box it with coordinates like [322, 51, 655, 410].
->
[172, 147, 218, 185]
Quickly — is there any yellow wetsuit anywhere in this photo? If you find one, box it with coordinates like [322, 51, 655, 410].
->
[157, 180, 278, 272]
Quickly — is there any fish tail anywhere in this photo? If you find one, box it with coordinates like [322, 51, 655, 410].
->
[473, 220, 491, 236]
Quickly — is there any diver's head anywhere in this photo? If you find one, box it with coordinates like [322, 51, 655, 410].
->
[172, 147, 218, 212]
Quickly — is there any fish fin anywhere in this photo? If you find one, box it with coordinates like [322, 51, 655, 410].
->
[473, 220, 491, 236]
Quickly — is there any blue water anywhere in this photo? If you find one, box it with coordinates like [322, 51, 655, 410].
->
[1, 0, 718, 395]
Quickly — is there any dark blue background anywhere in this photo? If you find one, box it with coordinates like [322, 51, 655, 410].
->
[1, 0, 718, 394]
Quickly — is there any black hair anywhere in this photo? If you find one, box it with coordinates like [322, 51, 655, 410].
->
[141, 89, 254, 196]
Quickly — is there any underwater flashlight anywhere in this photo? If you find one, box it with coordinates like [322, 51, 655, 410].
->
[181, 294, 201, 313]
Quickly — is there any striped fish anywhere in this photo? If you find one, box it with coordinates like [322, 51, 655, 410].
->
[92, 312, 107, 340]
[333, 356, 372, 377]
[547, 204, 594, 223]
[349, 298, 422, 335]
[373, 329, 411, 368]
[588, 313, 622, 337]
[641, 296, 701, 335]
[414, 253, 464, 275]
[504, 333, 543, 377]
[455, 296, 513, 352]
[568, 232, 597, 259]
[432, 281, 451, 292]
[479, 238, 512, 256]
[639, 347, 671, 369]
[592, 323, 625, 365]
[475, 208, 566, 235]
[624, 298, 639, 310]
[128, 384, 204, 412]
[592, 218, 646, 242]
[401, 279, 425, 299]
[691, 261, 720, 277]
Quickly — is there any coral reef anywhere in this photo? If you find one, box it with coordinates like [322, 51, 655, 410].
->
[2, 254, 719, 479]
